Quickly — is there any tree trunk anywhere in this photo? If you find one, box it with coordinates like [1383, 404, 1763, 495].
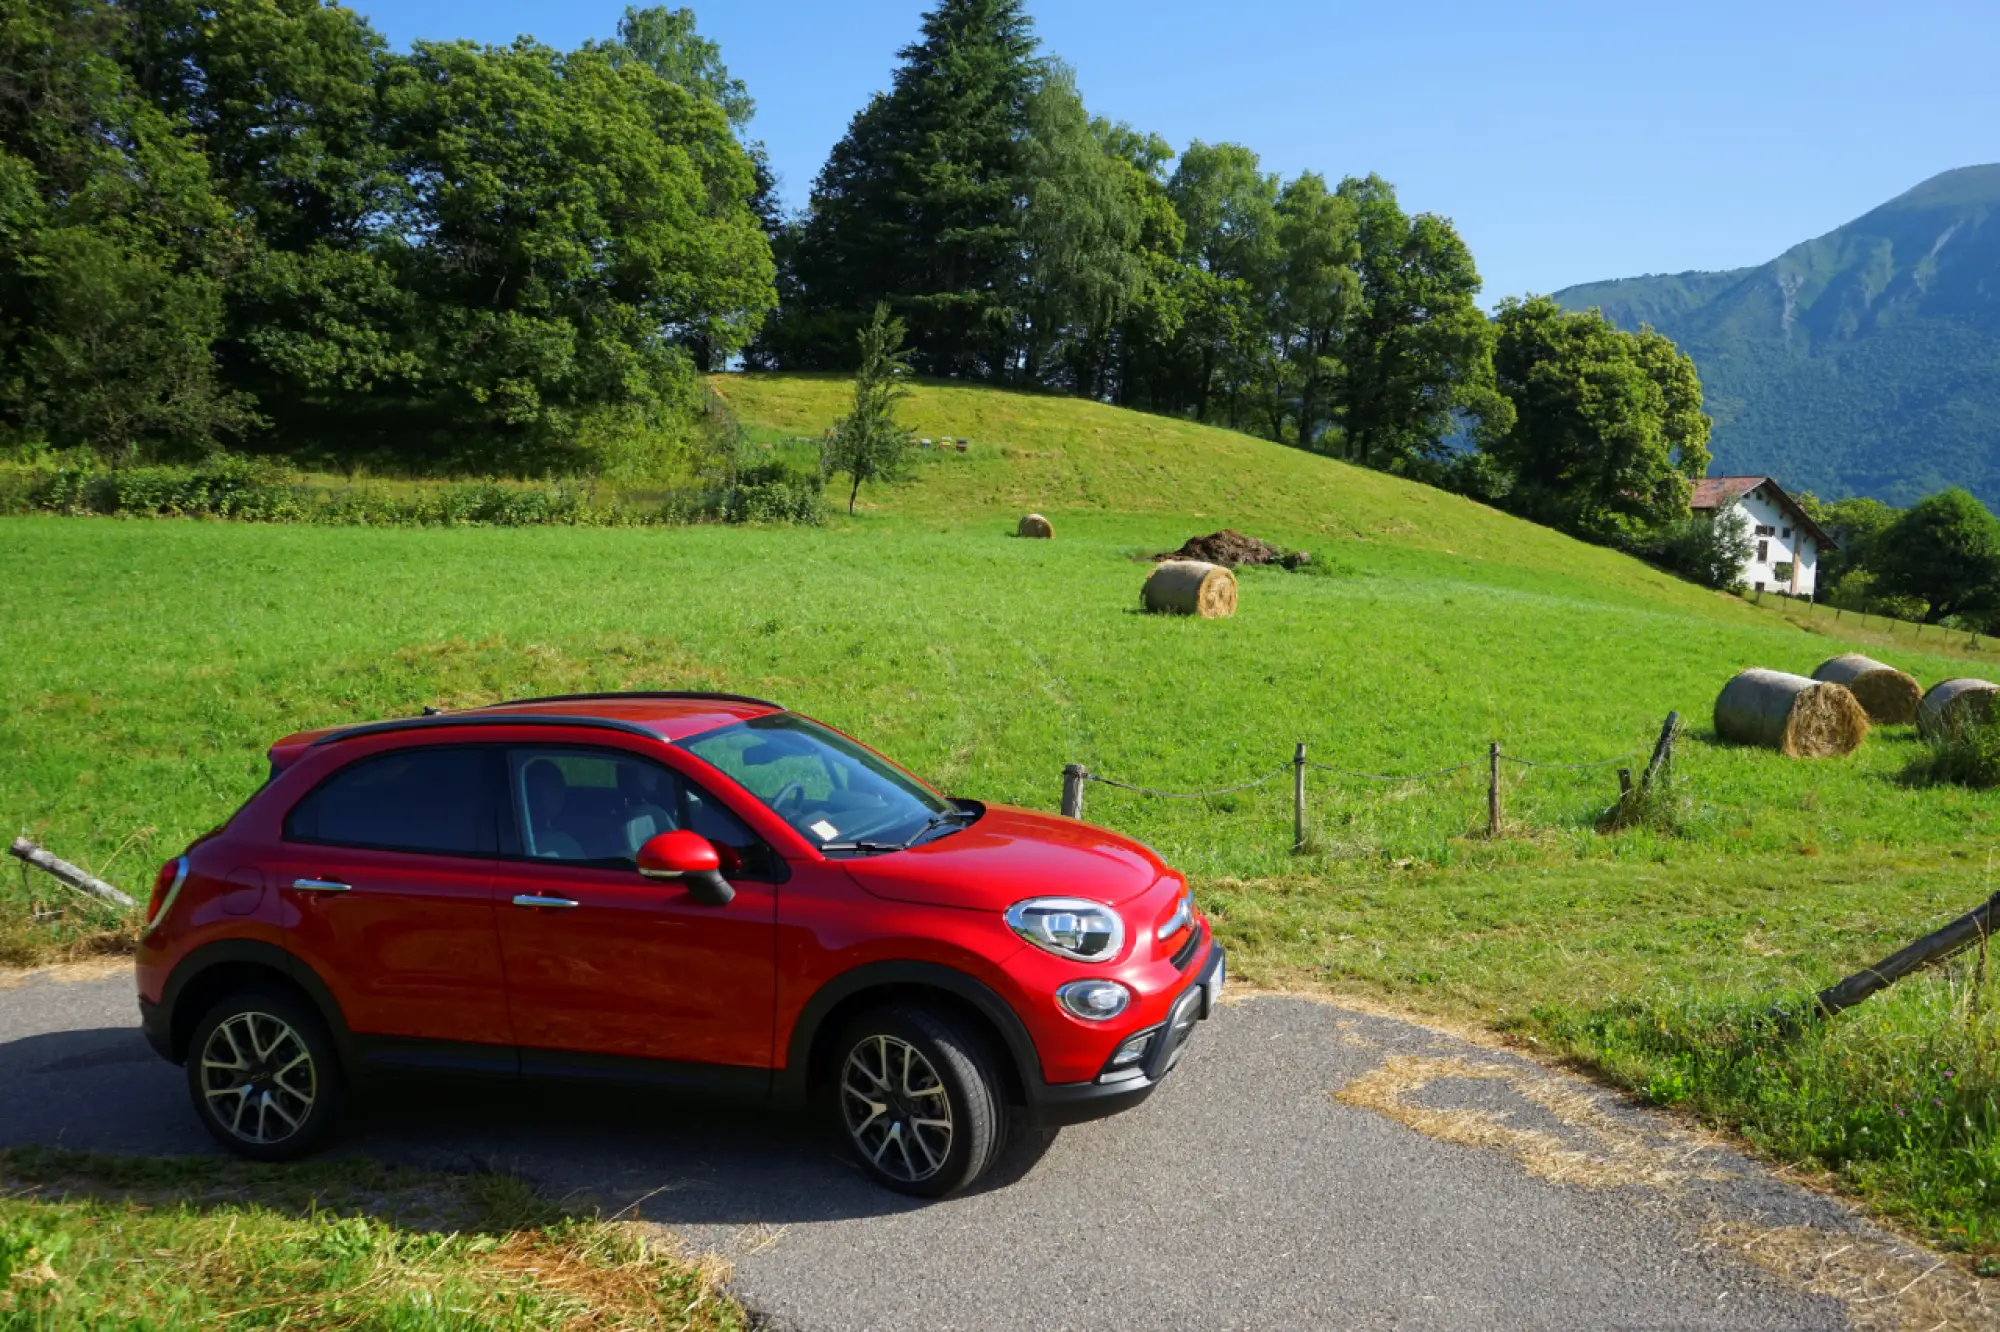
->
[849, 476, 860, 516]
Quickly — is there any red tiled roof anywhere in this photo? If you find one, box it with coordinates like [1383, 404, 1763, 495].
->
[1689, 476, 1765, 510]
[1688, 475, 1835, 550]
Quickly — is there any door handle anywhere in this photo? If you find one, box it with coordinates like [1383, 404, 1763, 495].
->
[291, 878, 352, 893]
[512, 893, 579, 909]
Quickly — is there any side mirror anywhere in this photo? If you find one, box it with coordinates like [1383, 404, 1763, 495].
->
[637, 830, 735, 906]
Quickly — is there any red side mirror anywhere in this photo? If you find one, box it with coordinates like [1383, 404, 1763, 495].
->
[637, 830, 734, 906]
[638, 830, 721, 878]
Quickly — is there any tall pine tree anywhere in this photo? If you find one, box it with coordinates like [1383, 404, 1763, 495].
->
[774, 0, 1040, 377]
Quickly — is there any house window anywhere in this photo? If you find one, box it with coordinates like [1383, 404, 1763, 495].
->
[1756, 539, 1769, 562]
[1781, 527, 1792, 539]
[1754, 525, 1775, 536]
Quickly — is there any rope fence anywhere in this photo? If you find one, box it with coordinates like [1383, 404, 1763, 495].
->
[1060, 712, 1681, 850]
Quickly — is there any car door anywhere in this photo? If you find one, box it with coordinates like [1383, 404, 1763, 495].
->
[270, 744, 512, 1066]
[492, 744, 779, 1084]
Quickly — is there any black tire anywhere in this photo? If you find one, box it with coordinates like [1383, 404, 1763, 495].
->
[831, 1004, 1008, 1198]
[185, 988, 344, 1162]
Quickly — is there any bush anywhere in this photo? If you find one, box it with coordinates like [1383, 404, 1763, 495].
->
[0, 456, 825, 528]
[1906, 716, 2000, 789]
[1648, 509, 1753, 592]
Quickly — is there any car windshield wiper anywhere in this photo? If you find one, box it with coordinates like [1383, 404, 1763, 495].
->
[818, 840, 905, 855]
[898, 806, 976, 849]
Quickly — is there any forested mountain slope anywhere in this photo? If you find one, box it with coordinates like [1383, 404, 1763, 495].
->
[1553, 165, 2000, 506]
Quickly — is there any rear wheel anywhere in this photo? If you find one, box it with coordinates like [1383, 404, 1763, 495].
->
[186, 990, 343, 1161]
[833, 1005, 1007, 1197]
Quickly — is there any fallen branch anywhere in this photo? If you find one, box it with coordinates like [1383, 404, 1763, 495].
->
[1811, 891, 2000, 1019]
[8, 837, 136, 909]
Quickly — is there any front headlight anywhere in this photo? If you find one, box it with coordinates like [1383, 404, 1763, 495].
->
[1005, 896, 1125, 962]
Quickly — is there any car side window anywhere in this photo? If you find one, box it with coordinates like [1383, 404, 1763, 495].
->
[284, 747, 495, 856]
[503, 747, 785, 881]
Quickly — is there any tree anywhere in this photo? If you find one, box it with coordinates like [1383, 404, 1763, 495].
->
[0, 0, 253, 460]
[778, 0, 1041, 376]
[1481, 297, 1711, 541]
[1661, 507, 1754, 591]
[824, 304, 915, 514]
[1797, 493, 1899, 594]
[378, 37, 774, 472]
[1871, 488, 2000, 623]
[1270, 172, 1357, 449]
[1331, 175, 1500, 469]
[610, 6, 753, 132]
[1018, 64, 1145, 388]
[1162, 141, 1278, 426]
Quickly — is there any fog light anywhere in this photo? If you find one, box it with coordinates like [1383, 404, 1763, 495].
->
[1056, 979, 1131, 1022]
[1109, 1031, 1154, 1067]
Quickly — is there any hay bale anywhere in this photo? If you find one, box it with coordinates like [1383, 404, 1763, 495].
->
[1713, 668, 1869, 757]
[1017, 513, 1054, 539]
[1143, 560, 1237, 619]
[1811, 654, 1921, 725]
[1917, 677, 2000, 739]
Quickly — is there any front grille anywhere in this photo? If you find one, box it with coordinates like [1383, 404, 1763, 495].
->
[1169, 927, 1201, 972]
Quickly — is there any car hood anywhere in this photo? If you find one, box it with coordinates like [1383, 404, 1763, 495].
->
[840, 804, 1169, 911]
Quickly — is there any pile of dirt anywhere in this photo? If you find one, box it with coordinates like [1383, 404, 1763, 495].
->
[1156, 529, 1311, 569]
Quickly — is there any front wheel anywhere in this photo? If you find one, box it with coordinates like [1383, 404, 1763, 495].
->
[833, 1005, 1007, 1197]
[186, 989, 344, 1161]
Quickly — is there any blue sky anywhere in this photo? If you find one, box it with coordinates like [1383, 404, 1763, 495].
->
[354, 0, 2000, 303]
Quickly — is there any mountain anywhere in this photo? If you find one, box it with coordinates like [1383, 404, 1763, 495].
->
[1552, 165, 2000, 508]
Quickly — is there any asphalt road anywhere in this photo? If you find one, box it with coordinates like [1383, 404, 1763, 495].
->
[1, 967, 1980, 1331]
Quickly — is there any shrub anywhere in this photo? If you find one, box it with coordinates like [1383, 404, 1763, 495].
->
[1906, 716, 2000, 789]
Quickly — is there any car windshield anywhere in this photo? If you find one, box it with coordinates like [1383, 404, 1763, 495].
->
[681, 714, 964, 854]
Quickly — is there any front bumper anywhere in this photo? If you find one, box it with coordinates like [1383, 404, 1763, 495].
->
[1024, 940, 1224, 1128]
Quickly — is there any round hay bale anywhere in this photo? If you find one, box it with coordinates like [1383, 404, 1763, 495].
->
[1142, 560, 1237, 619]
[1713, 668, 1869, 757]
[1017, 513, 1054, 539]
[1917, 677, 2000, 739]
[1810, 654, 1921, 725]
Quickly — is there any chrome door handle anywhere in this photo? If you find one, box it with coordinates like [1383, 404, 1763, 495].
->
[512, 894, 579, 909]
[291, 878, 351, 893]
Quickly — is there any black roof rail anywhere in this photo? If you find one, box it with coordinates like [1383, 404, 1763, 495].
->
[476, 690, 784, 710]
[309, 713, 667, 748]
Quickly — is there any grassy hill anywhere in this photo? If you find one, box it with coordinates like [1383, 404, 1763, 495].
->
[7, 376, 2000, 1252]
[1553, 164, 2000, 507]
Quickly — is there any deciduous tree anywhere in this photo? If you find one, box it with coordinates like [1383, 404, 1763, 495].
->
[1871, 488, 2000, 623]
[824, 304, 915, 514]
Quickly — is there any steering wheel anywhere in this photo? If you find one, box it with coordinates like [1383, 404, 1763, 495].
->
[769, 780, 807, 815]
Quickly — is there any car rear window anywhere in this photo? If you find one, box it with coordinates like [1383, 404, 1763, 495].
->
[284, 747, 492, 856]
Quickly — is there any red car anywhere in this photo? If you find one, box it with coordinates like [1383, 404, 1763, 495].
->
[137, 692, 1223, 1195]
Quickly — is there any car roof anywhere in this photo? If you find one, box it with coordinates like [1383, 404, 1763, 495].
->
[269, 692, 784, 765]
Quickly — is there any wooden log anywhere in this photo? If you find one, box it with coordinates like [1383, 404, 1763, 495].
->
[1016, 513, 1054, 539]
[1142, 560, 1237, 618]
[8, 836, 136, 908]
[1813, 893, 2000, 1019]
[1713, 669, 1868, 757]
[1811, 654, 1921, 725]
[1917, 677, 2000, 739]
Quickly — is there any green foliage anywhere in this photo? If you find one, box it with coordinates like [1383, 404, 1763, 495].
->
[0, 0, 256, 460]
[1907, 714, 2000, 789]
[1483, 296, 1711, 541]
[1871, 487, 2000, 623]
[775, 0, 1041, 375]
[1650, 506, 1754, 592]
[1551, 165, 2000, 511]
[1798, 491, 1901, 594]
[822, 305, 916, 514]
[0, 0, 776, 476]
[1332, 175, 1505, 468]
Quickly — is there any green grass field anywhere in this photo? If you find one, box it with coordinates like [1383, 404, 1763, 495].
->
[6, 375, 2000, 1258]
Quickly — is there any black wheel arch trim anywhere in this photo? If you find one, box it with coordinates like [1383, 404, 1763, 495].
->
[158, 940, 355, 1066]
[776, 961, 1041, 1107]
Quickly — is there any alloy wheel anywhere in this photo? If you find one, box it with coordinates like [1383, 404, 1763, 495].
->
[198, 1010, 316, 1145]
[842, 1034, 954, 1183]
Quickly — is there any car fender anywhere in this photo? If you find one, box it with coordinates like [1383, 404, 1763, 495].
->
[774, 959, 1039, 1105]
[158, 938, 354, 1065]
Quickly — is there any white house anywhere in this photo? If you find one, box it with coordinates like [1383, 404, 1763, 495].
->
[1690, 476, 1834, 597]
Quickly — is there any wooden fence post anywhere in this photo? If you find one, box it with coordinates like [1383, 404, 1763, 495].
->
[1641, 711, 1681, 791]
[1487, 741, 1501, 838]
[1060, 764, 1087, 819]
[1293, 741, 1308, 851]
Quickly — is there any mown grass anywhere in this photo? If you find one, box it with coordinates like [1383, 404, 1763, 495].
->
[0, 1149, 739, 1329]
[7, 377, 2000, 1261]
